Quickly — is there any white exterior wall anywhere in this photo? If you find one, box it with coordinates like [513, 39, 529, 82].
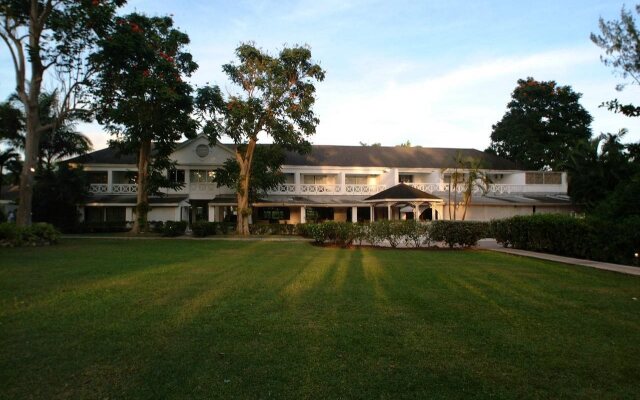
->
[146, 207, 179, 222]
[442, 204, 573, 221]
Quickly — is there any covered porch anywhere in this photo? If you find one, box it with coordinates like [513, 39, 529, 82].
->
[362, 183, 444, 221]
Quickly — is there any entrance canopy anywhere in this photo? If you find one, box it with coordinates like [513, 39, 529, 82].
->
[362, 183, 442, 203]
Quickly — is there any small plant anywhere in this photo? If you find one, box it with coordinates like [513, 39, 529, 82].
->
[162, 221, 187, 237]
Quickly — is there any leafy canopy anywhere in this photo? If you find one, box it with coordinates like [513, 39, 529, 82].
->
[591, 4, 640, 116]
[92, 12, 198, 193]
[487, 77, 592, 170]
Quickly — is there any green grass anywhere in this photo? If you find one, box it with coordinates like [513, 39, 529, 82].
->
[1, 240, 639, 399]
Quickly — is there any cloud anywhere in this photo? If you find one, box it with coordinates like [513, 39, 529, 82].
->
[313, 45, 640, 149]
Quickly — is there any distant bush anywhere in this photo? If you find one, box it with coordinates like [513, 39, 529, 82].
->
[0, 222, 60, 247]
[162, 221, 187, 237]
[249, 223, 298, 236]
[431, 220, 489, 248]
[76, 221, 132, 233]
[490, 214, 640, 265]
[192, 221, 218, 237]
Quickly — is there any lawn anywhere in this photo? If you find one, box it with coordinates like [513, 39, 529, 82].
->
[1, 239, 639, 399]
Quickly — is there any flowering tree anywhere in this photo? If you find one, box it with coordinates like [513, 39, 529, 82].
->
[196, 44, 325, 235]
[92, 13, 198, 233]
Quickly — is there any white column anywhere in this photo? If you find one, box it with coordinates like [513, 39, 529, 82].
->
[387, 204, 392, 220]
[107, 170, 113, 192]
[294, 172, 301, 194]
[370, 206, 375, 222]
[413, 202, 419, 220]
[351, 206, 357, 223]
[126, 207, 133, 222]
[340, 172, 346, 193]
[300, 206, 306, 223]
[175, 206, 181, 221]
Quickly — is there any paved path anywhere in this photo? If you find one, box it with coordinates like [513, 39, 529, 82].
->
[478, 239, 640, 276]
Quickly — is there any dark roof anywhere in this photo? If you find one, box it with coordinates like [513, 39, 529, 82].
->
[68, 147, 140, 165]
[69, 143, 518, 170]
[283, 145, 517, 170]
[364, 183, 442, 202]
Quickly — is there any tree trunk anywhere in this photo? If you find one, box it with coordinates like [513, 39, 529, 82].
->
[132, 139, 151, 234]
[16, 103, 41, 226]
[235, 138, 257, 236]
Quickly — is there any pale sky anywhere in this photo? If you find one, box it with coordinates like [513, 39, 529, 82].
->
[1, 0, 639, 151]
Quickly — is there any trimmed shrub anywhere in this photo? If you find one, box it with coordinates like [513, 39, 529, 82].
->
[249, 223, 298, 236]
[431, 220, 489, 248]
[149, 221, 165, 234]
[490, 214, 640, 265]
[0, 222, 60, 247]
[192, 221, 218, 237]
[162, 221, 187, 237]
[77, 221, 132, 233]
[402, 220, 431, 248]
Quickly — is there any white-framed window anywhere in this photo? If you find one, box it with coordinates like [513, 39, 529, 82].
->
[190, 170, 216, 183]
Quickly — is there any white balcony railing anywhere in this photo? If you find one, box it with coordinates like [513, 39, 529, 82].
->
[300, 184, 342, 194]
[406, 183, 565, 195]
[344, 184, 387, 194]
[189, 182, 217, 192]
[88, 183, 137, 194]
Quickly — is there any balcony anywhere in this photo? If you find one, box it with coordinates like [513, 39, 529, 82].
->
[268, 183, 387, 195]
[406, 183, 566, 195]
[89, 183, 137, 194]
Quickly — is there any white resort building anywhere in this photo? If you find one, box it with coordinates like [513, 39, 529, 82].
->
[67, 135, 573, 225]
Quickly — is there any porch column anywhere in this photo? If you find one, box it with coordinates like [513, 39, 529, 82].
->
[413, 202, 419, 220]
[351, 206, 357, 223]
[387, 204, 392, 220]
[107, 170, 113, 192]
[300, 206, 306, 223]
[175, 206, 181, 221]
[294, 172, 301, 194]
[370, 205, 374, 222]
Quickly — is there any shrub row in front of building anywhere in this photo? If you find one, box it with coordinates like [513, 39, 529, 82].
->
[490, 214, 640, 265]
[299, 220, 490, 248]
[0, 222, 60, 247]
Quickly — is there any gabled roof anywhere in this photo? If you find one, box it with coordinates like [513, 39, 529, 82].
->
[68, 142, 518, 170]
[363, 183, 442, 202]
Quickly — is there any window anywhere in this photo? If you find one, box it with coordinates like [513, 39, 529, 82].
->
[168, 169, 186, 183]
[306, 207, 334, 222]
[399, 174, 413, 183]
[346, 175, 371, 185]
[106, 207, 126, 222]
[195, 144, 210, 158]
[257, 207, 290, 221]
[87, 172, 108, 184]
[190, 169, 215, 183]
[525, 172, 562, 185]
[303, 175, 335, 184]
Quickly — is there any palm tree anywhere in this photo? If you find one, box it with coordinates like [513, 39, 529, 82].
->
[0, 149, 19, 200]
[443, 152, 491, 220]
[1, 92, 92, 170]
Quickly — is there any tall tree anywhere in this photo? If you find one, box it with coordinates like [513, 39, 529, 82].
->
[0, 0, 125, 226]
[213, 144, 287, 204]
[591, 4, 640, 117]
[487, 77, 592, 170]
[92, 13, 198, 233]
[443, 152, 491, 221]
[195, 43, 325, 235]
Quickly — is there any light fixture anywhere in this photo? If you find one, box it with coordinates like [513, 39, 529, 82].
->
[29, 167, 35, 172]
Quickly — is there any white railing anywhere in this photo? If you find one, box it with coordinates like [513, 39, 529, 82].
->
[88, 183, 137, 194]
[345, 184, 387, 194]
[300, 184, 342, 194]
[272, 183, 297, 194]
[407, 182, 565, 195]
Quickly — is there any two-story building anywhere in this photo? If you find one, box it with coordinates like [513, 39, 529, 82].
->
[68, 135, 573, 225]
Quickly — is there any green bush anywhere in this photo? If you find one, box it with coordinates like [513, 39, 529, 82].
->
[149, 221, 165, 234]
[77, 221, 132, 233]
[431, 220, 489, 248]
[162, 221, 187, 237]
[0, 222, 60, 247]
[192, 221, 218, 237]
[401, 220, 431, 248]
[490, 214, 640, 265]
[249, 223, 298, 236]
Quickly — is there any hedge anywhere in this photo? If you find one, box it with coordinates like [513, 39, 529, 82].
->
[162, 221, 188, 237]
[490, 214, 640, 265]
[302, 220, 489, 248]
[0, 222, 60, 247]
